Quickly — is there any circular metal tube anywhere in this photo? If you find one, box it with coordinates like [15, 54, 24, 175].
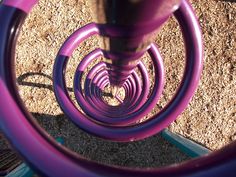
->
[1, 1, 234, 177]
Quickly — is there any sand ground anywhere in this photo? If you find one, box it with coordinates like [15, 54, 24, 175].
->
[0, 0, 236, 169]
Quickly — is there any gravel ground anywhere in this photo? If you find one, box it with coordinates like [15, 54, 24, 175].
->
[0, 0, 236, 169]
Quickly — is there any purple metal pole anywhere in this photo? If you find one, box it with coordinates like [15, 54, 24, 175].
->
[93, 0, 182, 87]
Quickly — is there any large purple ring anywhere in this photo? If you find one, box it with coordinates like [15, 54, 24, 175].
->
[0, 0, 235, 176]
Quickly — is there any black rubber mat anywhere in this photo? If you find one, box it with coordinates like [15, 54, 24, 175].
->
[0, 149, 22, 176]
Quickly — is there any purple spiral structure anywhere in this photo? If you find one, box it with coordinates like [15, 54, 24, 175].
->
[0, 0, 236, 176]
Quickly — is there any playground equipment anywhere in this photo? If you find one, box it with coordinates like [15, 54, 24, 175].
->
[0, 0, 235, 176]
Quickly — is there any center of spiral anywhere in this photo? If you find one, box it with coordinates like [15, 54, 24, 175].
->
[102, 85, 125, 106]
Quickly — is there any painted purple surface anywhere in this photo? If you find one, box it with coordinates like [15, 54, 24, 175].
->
[56, 43, 164, 127]
[59, 24, 99, 56]
[79, 53, 131, 112]
[68, 43, 163, 125]
[2, 0, 38, 13]
[59, 0, 182, 57]
[1, 1, 235, 177]
[74, 47, 160, 124]
[53, 0, 203, 141]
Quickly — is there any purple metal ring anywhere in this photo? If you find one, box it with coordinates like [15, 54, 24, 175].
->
[88, 66, 145, 116]
[71, 46, 160, 122]
[56, 42, 164, 126]
[74, 50, 153, 119]
[3, 1, 235, 177]
[76, 51, 137, 113]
